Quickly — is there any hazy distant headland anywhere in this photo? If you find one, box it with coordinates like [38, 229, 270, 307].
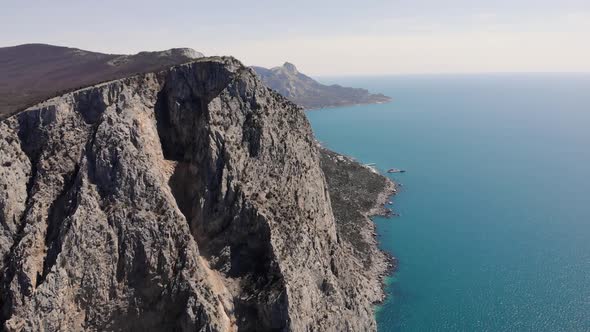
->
[252, 62, 391, 109]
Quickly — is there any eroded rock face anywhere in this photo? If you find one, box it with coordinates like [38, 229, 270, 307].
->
[0, 57, 385, 331]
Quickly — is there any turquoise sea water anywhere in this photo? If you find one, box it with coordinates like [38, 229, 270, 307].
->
[306, 74, 590, 331]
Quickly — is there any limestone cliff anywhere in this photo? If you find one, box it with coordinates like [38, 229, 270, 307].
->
[0, 57, 390, 331]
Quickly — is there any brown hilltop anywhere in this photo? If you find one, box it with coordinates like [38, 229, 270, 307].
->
[0, 43, 203, 118]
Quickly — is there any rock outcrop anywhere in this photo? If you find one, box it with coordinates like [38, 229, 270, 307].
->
[252, 63, 391, 109]
[0, 56, 392, 331]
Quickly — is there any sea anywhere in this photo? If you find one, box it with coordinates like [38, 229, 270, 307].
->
[306, 74, 590, 332]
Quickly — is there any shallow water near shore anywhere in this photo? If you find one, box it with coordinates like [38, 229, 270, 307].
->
[307, 74, 590, 331]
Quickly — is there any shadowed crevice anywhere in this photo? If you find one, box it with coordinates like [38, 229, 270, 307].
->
[154, 75, 290, 331]
[36, 164, 81, 287]
[0, 111, 48, 325]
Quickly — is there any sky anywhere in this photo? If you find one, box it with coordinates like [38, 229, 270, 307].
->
[2, 0, 590, 75]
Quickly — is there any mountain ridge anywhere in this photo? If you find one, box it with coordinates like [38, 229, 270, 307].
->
[0, 44, 391, 117]
[0, 44, 203, 118]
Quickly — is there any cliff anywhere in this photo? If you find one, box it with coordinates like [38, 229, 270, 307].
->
[252, 63, 391, 109]
[0, 56, 393, 331]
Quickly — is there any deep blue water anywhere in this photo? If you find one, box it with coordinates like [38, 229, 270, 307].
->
[307, 74, 590, 331]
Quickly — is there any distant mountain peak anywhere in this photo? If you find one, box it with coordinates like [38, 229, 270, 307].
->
[143, 48, 204, 59]
[282, 62, 298, 73]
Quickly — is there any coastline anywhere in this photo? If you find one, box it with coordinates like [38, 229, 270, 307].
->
[318, 147, 398, 310]
[306, 98, 392, 112]
[365, 173, 398, 304]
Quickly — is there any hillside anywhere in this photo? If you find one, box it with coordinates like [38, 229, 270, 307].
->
[0, 44, 203, 118]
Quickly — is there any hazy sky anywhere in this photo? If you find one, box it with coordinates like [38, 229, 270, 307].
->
[2, 0, 590, 75]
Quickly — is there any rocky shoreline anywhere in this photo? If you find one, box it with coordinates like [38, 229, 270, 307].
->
[367, 176, 398, 304]
[318, 147, 398, 306]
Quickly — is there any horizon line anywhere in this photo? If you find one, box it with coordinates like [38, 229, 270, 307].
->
[311, 71, 590, 78]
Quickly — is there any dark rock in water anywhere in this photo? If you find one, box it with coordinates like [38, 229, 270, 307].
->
[252, 62, 391, 109]
[0, 56, 392, 331]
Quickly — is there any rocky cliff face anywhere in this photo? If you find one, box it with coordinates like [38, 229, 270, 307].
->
[0, 57, 389, 331]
